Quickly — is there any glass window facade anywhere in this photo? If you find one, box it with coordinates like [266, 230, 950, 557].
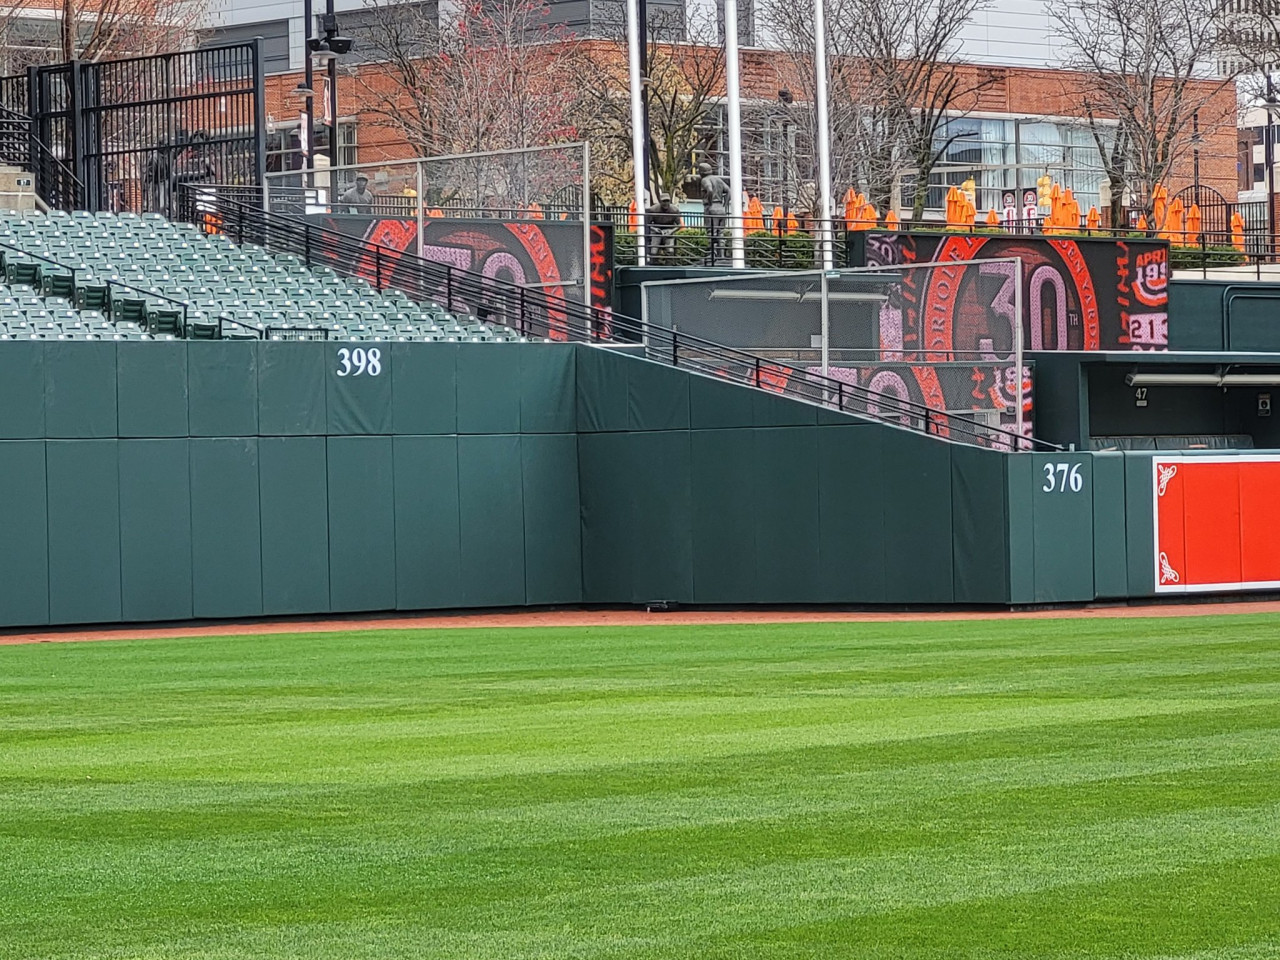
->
[705, 105, 1110, 217]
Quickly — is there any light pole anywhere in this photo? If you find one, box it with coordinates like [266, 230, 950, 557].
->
[777, 89, 793, 231]
[291, 0, 316, 180]
[307, 11, 352, 175]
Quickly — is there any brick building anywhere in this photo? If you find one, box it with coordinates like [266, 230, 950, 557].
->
[253, 37, 1237, 219]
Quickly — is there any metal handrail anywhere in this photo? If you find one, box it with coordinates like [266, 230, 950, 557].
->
[0, 103, 86, 195]
[188, 186, 1059, 450]
[0, 234, 193, 335]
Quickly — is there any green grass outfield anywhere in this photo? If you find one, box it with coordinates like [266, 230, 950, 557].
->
[2, 616, 1279, 960]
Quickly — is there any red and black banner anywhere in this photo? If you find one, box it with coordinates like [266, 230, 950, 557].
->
[860, 232, 1170, 354]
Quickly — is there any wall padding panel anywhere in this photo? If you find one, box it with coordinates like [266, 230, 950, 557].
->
[753, 427, 821, 603]
[257, 342, 327, 435]
[44, 342, 117, 438]
[190, 438, 263, 619]
[817, 423, 887, 603]
[457, 434, 526, 607]
[393, 435, 462, 610]
[1092, 452, 1129, 599]
[46, 440, 121, 624]
[117, 341, 188, 438]
[457, 343, 522, 434]
[327, 436, 397, 611]
[259, 436, 330, 615]
[0, 441, 48, 625]
[575, 346, 630, 432]
[0, 342, 44, 438]
[880, 429, 953, 604]
[950, 443, 1010, 604]
[521, 433, 583, 604]
[1124, 452, 1157, 597]
[691, 428, 758, 602]
[119, 439, 193, 621]
[327, 344, 393, 434]
[391, 343, 456, 435]
[521, 346, 577, 434]
[188, 342, 258, 437]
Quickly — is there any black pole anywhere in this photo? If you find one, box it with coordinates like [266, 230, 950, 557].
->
[1267, 77, 1276, 259]
[327, 0, 339, 174]
[1192, 111, 1200, 198]
[303, 0, 314, 178]
[638, 0, 650, 201]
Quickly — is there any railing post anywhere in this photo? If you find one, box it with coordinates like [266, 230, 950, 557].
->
[753, 356, 760, 387]
[304, 224, 312, 267]
[519, 285, 527, 337]
[837, 380, 844, 411]
[375, 246, 382, 290]
[446, 269, 453, 312]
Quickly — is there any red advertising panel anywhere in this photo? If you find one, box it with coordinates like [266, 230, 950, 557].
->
[1154, 456, 1280, 592]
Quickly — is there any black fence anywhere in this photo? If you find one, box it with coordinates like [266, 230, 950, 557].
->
[0, 42, 265, 218]
[187, 185, 1055, 452]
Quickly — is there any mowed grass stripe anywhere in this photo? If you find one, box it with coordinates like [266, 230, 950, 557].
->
[0, 616, 1277, 959]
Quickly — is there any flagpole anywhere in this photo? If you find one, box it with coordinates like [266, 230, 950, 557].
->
[813, 0, 833, 271]
[725, 0, 745, 268]
[626, 0, 648, 266]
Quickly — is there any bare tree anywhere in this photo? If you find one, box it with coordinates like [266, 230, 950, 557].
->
[0, 0, 205, 73]
[353, 0, 584, 158]
[1055, 0, 1235, 224]
[573, 8, 726, 202]
[758, 0, 991, 220]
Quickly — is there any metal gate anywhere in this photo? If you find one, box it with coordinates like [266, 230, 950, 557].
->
[0, 42, 266, 218]
[1173, 185, 1230, 245]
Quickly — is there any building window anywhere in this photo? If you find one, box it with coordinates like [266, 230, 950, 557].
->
[266, 119, 358, 174]
[340, 2, 440, 62]
[197, 20, 291, 75]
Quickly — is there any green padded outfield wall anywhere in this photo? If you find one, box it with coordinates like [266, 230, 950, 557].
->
[0, 340, 1176, 627]
[0, 341, 583, 627]
[575, 347, 1011, 607]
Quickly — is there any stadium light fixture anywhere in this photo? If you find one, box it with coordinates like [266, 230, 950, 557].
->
[707, 288, 887, 303]
[1222, 373, 1280, 386]
[1125, 373, 1222, 387]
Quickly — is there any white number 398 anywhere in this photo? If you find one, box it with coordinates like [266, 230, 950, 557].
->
[336, 347, 382, 377]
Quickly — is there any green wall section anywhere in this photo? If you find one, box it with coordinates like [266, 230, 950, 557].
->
[0, 341, 1176, 627]
[575, 348, 1010, 607]
[0, 341, 583, 627]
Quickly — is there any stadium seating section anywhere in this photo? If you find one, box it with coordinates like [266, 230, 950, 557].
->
[0, 210, 518, 342]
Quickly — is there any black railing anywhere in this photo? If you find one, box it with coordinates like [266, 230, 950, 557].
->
[0, 102, 85, 211]
[0, 234, 201, 335]
[189, 185, 1054, 451]
[0, 42, 266, 218]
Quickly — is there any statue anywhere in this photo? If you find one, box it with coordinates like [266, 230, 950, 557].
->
[697, 162, 731, 264]
[645, 193, 682, 262]
[339, 174, 375, 213]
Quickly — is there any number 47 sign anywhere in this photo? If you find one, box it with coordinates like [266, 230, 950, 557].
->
[1042, 462, 1084, 493]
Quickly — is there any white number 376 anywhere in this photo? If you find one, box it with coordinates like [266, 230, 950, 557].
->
[1043, 462, 1084, 493]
